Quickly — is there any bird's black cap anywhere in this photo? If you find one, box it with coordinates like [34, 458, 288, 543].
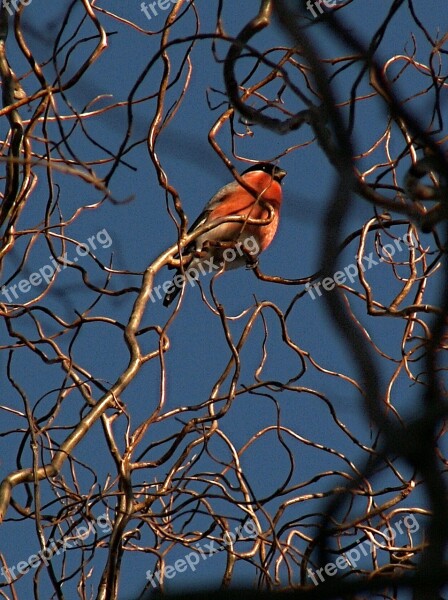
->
[242, 162, 287, 183]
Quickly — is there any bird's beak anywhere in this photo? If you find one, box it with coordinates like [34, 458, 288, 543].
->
[275, 167, 287, 182]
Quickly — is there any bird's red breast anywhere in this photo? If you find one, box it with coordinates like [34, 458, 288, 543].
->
[208, 170, 283, 252]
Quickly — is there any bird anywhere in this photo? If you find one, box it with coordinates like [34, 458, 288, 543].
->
[163, 162, 287, 307]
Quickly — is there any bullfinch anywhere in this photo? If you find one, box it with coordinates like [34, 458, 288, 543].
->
[163, 162, 287, 306]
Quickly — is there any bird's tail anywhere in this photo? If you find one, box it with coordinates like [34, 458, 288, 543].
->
[163, 273, 182, 307]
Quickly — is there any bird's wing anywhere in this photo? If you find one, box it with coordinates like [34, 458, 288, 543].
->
[186, 180, 239, 233]
[167, 181, 240, 269]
